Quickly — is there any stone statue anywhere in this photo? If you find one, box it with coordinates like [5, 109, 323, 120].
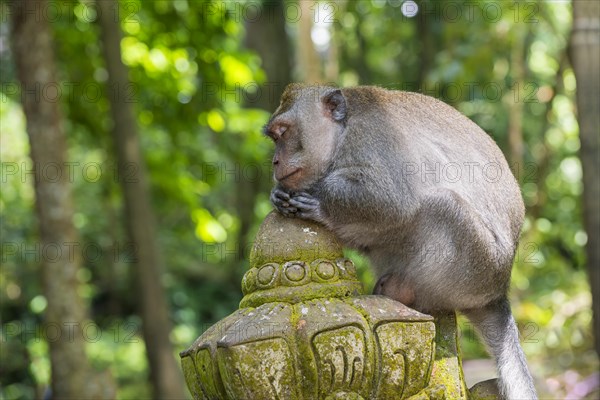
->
[180, 212, 498, 399]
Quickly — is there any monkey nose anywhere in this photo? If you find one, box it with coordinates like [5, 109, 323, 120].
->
[272, 156, 279, 165]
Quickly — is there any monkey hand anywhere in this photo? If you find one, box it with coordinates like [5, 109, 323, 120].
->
[270, 187, 325, 223]
[270, 186, 297, 217]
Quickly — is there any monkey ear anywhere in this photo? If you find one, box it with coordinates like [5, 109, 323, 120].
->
[322, 89, 347, 122]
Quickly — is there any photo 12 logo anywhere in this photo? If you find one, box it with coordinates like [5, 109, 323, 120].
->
[1, 161, 140, 184]
[1, 321, 140, 344]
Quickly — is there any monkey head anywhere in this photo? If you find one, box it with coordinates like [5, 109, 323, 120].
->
[263, 84, 347, 191]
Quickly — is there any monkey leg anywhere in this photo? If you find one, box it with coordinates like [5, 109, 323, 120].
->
[372, 273, 416, 307]
[400, 188, 512, 312]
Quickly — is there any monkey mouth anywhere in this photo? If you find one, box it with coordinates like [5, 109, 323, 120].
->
[277, 168, 301, 182]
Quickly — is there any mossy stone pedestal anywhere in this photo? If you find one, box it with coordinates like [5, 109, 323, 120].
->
[180, 212, 498, 399]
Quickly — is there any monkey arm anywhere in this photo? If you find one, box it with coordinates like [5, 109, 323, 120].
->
[315, 167, 415, 225]
[271, 167, 414, 229]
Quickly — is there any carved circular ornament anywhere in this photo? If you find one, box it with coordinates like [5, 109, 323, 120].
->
[241, 257, 355, 296]
[283, 261, 307, 282]
[316, 260, 336, 279]
[257, 263, 277, 286]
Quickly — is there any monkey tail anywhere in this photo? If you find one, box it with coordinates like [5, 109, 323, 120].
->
[462, 297, 538, 400]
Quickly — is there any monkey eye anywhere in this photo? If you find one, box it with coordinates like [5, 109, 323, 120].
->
[274, 125, 287, 137]
[264, 124, 288, 141]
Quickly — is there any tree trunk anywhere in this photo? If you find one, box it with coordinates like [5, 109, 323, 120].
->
[9, 1, 114, 398]
[343, 1, 370, 84]
[97, 0, 186, 397]
[298, 0, 323, 83]
[324, 13, 339, 84]
[570, 0, 600, 357]
[244, 0, 292, 111]
[416, 0, 432, 89]
[507, 26, 527, 175]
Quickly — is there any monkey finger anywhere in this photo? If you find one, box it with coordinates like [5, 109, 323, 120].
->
[272, 188, 291, 200]
[270, 197, 282, 207]
[273, 201, 294, 211]
[280, 208, 298, 217]
[274, 200, 291, 210]
[289, 196, 319, 206]
[296, 192, 316, 199]
[270, 193, 289, 206]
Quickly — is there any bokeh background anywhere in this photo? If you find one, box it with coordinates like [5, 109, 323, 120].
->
[1, 0, 598, 399]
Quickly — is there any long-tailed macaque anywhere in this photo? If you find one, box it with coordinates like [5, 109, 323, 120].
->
[266, 84, 537, 400]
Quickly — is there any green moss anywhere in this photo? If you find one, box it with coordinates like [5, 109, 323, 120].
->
[180, 356, 206, 399]
[325, 392, 366, 399]
[181, 213, 471, 399]
[374, 322, 435, 398]
[469, 379, 500, 400]
[429, 312, 469, 400]
[240, 281, 363, 308]
[218, 338, 298, 399]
